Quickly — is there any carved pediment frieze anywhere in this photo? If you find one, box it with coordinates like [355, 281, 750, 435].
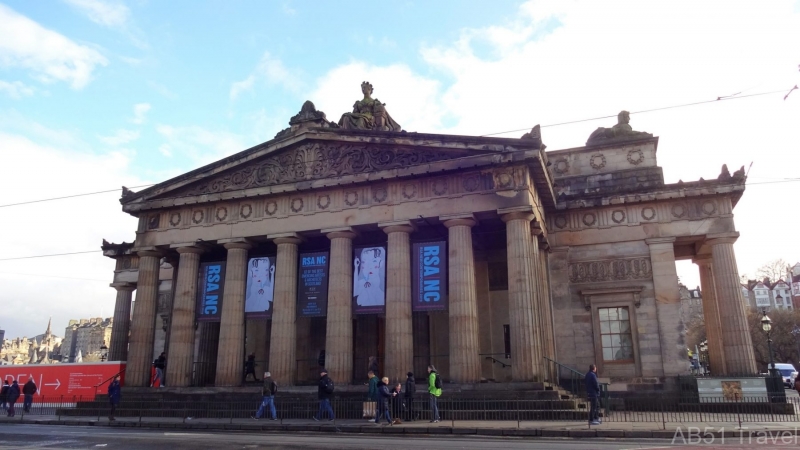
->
[168, 142, 467, 199]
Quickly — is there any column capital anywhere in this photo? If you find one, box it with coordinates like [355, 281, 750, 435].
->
[219, 238, 255, 251]
[322, 226, 358, 240]
[645, 237, 677, 245]
[706, 231, 740, 245]
[110, 282, 136, 292]
[171, 243, 207, 254]
[692, 254, 713, 266]
[268, 232, 303, 246]
[498, 205, 535, 221]
[133, 247, 164, 258]
[441, 213, 477, 229]
[379, 220, 415, 235]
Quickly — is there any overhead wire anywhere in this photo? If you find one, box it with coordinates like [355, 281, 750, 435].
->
[0, 184, 155, 208]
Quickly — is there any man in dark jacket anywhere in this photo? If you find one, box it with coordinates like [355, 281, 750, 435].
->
[377, 377, 393, 425]
[22, 378, 36, 413]
[152, 352, 166, 387]
[404, 372, 416, 421]
[244, 354, 259, 382]
[0, 380, 9, 411]
[6, 380, 20, 417]
[108, 376, 121, 421]
[313, 369, 335, 421]
[585, 364, 601, 425]
[390, 382, 403, 424]
[252, 372, 277, 420]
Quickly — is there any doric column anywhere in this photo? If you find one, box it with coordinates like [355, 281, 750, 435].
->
[323, 227, 357, 385]
[442, 214, 481, 384]
[694, 255, 727, 375]
[108, 283, 135, 362]
[645, 238, 686, 377]
[380, 220, 414, 383]
[268, 233, 302, 385]
[500, 209, 541, 381]
[215, 239, 253, 386]
[532, 227, 556, 378]
[127, 249, 162, 387]
[708, 232, 757, 375]
[528, 228, 547, 379]
[166, 245, 205, 387]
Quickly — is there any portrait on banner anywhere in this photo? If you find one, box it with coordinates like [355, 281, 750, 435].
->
[245, 257, 275, 317]
[353, 246, 386, 314]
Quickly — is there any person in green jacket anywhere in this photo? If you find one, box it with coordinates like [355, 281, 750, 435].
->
[427, 365, 441, 422]
[367, 371, 379, 422]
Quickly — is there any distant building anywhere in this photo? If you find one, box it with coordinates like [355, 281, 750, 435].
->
[61, 317, 113, 363]
[788, 263, 800, 309]
[679, 283, 703, 325]
[742, 278, 794, 311]
[0, 319, 61, 365]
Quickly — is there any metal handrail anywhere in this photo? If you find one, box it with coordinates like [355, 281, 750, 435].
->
[93, 367, 126, 396]
[484, 356, 511, 368]
[543, 356, 584, 378]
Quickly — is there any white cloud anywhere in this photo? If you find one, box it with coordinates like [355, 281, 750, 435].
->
[230, 52, 302, 100]
[131, 102, 151, 124]
[98, 129, 140, 146]
[158, 143, 172, 157]
[63, 0, 130, 28]
[0, 80, 35, 98]
[156, 124, 247, 165]
[0, 4, 108, 89]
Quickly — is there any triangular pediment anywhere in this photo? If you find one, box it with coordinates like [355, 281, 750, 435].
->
[123, 129, 539, 208]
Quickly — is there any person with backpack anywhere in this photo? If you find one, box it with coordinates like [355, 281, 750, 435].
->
[404, 372, 416, 421]
[427, 365, 441, 423]
[252, 372, 278, 420]
[313, 368, 335, 421]
[22, 377, 36, 413]
[151, 352, 166, 388]
[6, 380, 20, 417]
[108, 375, 121, 421]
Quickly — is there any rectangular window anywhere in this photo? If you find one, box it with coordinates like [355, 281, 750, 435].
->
[599, 307, 634, 362]
[503, 324, 511, 359]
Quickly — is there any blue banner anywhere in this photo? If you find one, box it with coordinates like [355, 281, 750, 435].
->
[196, 261, 226, 322]
[412, 241, 447, 311]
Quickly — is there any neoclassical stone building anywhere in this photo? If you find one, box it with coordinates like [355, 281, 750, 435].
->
[104, 86, 755, 392]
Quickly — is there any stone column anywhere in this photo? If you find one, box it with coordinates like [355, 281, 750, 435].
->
[380, 220, 414, 383]
[109, 283, 135, 362]
[323, 227, 357, 385]
[127, 250, 162, 387]
[708, 232, 757, 375]
[694, 256, 727, 375]
[442, 215, 481, 384]
[528, 228, 547, 378]
[166, 245, 205, 387]
[646, 238, 686, 377]
[215, 239, 253, 386]
[268, 233, 302, 385]
[501, 210, 541, 382]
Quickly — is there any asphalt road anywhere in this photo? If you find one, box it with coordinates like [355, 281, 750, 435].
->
[3, 424, 800, 450]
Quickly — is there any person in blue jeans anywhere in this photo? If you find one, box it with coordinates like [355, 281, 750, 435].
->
[252, 372, 278, 420]
[313, 369, 335, 421]
[585, 364, 601, 425]
[377, 377, 394, 425]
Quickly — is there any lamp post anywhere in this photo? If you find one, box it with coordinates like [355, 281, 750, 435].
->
[761, 309, 776, 377]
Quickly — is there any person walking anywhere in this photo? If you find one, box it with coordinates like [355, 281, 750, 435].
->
[252, 372, 278, 420]
[376, 377, 393, 426]
[6, 380, 20, 417]
[427, 365, 441, 423]
[22, 377, 36, 413]
[108, 375, 121, 421]
[585, 364, 601, 425]
[151, 352, 166, 387]
[244, 354, 259, 382]
[404, 372, 416, 421]
[365, 371, 378, 422]
[0, 380, 9, 412]
[313, 368, 335, 421]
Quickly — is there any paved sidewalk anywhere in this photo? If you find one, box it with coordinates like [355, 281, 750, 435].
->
[3, 415, 800, 439]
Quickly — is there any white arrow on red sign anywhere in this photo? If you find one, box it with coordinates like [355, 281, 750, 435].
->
[44, 379, 61, 390]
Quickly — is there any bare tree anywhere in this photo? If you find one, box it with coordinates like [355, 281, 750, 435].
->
[755, 258, 790, 282]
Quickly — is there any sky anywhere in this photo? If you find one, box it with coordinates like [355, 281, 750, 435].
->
[1, 0, 799, 339]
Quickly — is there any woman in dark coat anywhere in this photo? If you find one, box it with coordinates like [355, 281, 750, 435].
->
[377, 377, 393, 425]
[6, 380, 20, 417]
[108, 376, 121, 421]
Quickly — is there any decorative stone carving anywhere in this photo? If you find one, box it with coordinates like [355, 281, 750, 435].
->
[702, 200, 716, 215]
[586, 111, 653, 146]
[148, 215, 160, 230]
[265, 201, 278, 216]
[718, 164, 746, 183]
[520, 124, 546, 150]
[169, 213, 181, 227]
[568, 257, 653, 284]
[611, 210, 626, 224]
[553, 158, 569, 175]
[344, 191, 358, 207]
[372, 187, 388, 203]
[432, 179, 448, 196]
[240, 204, 253, 219]
[338, 82, 402, 132]
[582, 213, 597, 226]
[626, 149, 644, 165]
[590, 154, 606, 170]
[274, 100, 338, 139]
[580, 286, 644, 311]
[317, 195, 330, 210]
[463, 175, 480, 192]
[176, 142, 458, 198]
[671, 204, 686, 218]
[215, 207, 228, 222]
[290, 198, 304, 213]
[402, 184, 417, 199]
[192, 210, 204, 225]
[641, 207, 656, 221]
[554, 216, 568, 229]
[121, 186, 136, 201]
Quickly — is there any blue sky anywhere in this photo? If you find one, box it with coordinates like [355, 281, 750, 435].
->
[1, 0, 799, 338]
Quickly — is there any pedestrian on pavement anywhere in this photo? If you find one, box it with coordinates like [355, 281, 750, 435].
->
[391, 382, 403, 424]
[151, 352, 166, 387]
[0, 380, 8, 411]
[377, 376, 393, 425]
[252, 372, 278, 420]
[6, 380, 20, 417]
[313, 368, 335, 421]
[427, 365, 441, 423]
[585, 364, 601, 425]
[22, 377, 36, 413]
[365, 370, 378, 421]
[404, 372, 416, 421]
[244, 354, 259, 382]
[108, 375, 121, 421]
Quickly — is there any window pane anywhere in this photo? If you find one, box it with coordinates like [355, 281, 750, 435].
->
[619, 308, 629, 320]
[600, 321, 610, 333]
[610, 321, 620, 333]
[610, 335, 620, 347]
[619, 321, 631, 333]
[616, 346, 633, 360]
[602, 335, 611, 347]
[599, 308, 609, 320]
[608, 309, 618, 320]
[603, 348, 614, 361]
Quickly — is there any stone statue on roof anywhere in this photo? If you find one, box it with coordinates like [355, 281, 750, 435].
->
[338, 81, 402, 132]
[586, 110, 652, 146]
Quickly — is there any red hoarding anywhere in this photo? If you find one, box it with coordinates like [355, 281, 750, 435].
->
[0, 362, 125, 401]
